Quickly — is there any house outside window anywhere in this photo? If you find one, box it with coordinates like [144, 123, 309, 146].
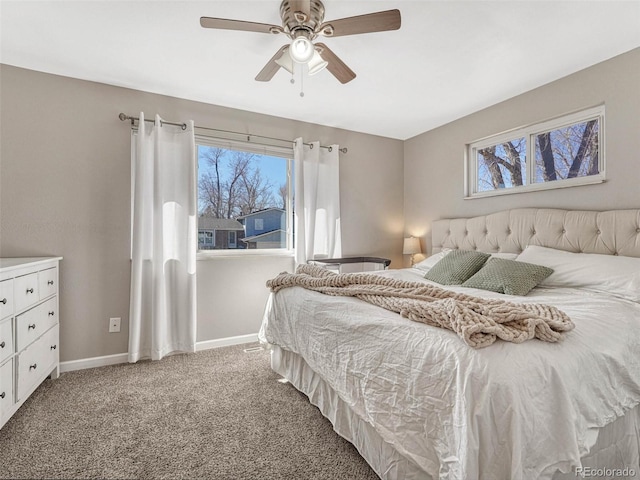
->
[196, 140, 293, 254]
[466, 105, 604, 198]
[238, 208, 287, 249]
[197, 217, 244, 250]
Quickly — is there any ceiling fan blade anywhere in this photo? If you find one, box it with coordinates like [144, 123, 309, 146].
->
[317, 9, 401, 37]
[255, 45, 290, 82]
[315, 43, 356, 84]
[200, 17, 283, 34]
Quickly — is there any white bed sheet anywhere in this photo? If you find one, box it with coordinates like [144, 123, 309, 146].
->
[271, 345, 640, 480]
[259, 268, 640, 480]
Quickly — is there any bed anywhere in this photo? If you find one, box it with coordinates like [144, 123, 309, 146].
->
[259, 208, 640, 479]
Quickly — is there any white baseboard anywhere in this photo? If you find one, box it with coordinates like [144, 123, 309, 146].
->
[59, 353, 129, 373]
[59, 333, 259, 373]
[195, 333, 258, 352]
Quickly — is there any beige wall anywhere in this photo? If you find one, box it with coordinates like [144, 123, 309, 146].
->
[3, 48, 637, 362]
[404, 48, 640, 257]
[0, 65, 404, 362]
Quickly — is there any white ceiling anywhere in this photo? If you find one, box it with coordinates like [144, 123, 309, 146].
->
[1, 1, 639, 140]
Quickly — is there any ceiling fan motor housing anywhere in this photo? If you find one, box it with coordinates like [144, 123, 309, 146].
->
[279, 0, 326, 39]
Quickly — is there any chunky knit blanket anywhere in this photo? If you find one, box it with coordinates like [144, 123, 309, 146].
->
[266, 264, 574, 348]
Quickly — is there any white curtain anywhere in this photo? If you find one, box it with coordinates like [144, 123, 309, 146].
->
[294, 138, 342, 265]
[129, 113, 197, 363]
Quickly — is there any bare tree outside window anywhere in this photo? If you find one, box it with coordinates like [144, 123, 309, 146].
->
[477, 138, 526, 192]
[468, 106, 604, 198]
[535, 120, 599, 182]
[198, 147, 225, 218]
[278, 183, 288, 209]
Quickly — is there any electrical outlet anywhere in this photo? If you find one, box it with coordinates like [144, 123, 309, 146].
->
[109, 317, 121, 333]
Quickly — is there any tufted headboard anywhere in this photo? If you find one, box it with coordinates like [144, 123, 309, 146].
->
[431, 208, 640, 258]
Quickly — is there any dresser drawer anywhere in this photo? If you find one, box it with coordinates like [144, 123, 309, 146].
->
[0, 359, 14, 417]
[14, 273, 39, 313]
[17, 325, 58, 401]
[0, 318, 13, 364]
[38, 267, 57, 300]
[16, 297, 58, 352]
[0, 279, 14, 320]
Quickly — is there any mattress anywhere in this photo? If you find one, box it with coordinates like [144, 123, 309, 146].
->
[259, 268, 640, 479]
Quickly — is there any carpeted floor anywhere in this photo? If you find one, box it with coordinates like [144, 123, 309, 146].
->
[0, 343, 379, 479]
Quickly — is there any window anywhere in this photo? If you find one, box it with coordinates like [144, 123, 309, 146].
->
[196, 138, 293, 253]
[466, 106, 604, 198]
[199, 231, 214, 249]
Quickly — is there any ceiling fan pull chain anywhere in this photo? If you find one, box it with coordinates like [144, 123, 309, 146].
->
[300, 66, 305, 98]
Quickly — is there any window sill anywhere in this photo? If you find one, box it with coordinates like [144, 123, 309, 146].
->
[197, 249, 295, 260]
[465, 175, 605, 199]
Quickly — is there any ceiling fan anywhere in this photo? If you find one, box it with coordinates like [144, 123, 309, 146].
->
[200, 0, 401, 84]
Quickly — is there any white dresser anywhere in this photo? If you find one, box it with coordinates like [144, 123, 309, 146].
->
[0, 257, 62, 430]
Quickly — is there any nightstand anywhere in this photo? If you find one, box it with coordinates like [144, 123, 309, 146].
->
[308, 256, 391, 273]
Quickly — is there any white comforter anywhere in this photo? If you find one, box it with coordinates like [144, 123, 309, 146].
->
[259, 268, 640, 480]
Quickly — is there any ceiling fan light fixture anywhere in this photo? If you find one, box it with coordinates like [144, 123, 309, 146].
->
[307, 50, 328, 75]
[275, 48, 295, 74]
[289, 35, 314, 63]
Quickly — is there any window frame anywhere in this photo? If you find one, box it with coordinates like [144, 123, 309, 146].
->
[465, 105, 605, 199]
[195, 135, 294, 259]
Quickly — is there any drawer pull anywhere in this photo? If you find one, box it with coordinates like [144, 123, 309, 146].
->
[0, 392, 5, 399]
[26, 288, 34, 294]
[28, 324, 36, 330]
[50, 345, 57, 350]
[0, 341, 4, 348]
[0, 298, 6, 304]
[29, 364, 37, 370]
[49, 311, 55, 316]
[48, 280, 54, 285]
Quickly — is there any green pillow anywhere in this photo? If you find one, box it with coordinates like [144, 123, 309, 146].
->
[423, 250, 490, 285]
[462, 257, 554, 296]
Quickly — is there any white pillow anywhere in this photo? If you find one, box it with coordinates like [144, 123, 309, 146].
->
[413, 249, 451, 271]
[516, 245, 640, 302]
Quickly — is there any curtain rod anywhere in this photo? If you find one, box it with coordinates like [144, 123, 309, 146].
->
[118, 113, 347, 154]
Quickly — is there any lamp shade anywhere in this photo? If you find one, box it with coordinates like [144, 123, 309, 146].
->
[275, 48, 294, 74]
[307, 50, 328, 75]
[403, 237, 421, 255]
